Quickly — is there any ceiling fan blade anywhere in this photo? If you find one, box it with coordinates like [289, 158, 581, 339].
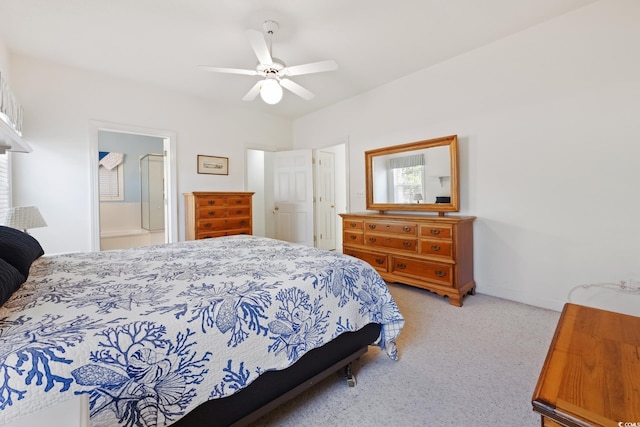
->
[284, 60, 338, 76]
[246, 29, 273, 65]
[199, 66, 258, 76]
[242, 81, 262, 101]
[280, 79, 315, 100]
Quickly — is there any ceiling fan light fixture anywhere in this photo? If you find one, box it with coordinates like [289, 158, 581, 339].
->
[260, 78, 283, 104]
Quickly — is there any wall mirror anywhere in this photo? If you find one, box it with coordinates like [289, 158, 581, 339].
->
[365, 135, 459, 213]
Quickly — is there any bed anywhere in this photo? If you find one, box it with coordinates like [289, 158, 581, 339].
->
[0, 227, 404, 426]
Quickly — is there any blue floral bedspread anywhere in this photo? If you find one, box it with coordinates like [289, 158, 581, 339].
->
[0, 235, 404, 426]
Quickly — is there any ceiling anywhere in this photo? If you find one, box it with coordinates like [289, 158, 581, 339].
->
[0, 0, 598, 120]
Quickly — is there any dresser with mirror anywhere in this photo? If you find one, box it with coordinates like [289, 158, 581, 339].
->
[340, 135, 475, 306]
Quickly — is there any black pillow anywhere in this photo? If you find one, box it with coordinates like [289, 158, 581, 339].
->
[0, 257, 26, 306]
[0, 225, 45, 278]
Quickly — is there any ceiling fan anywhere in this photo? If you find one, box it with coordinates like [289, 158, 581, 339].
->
[199, 20, 338, 105]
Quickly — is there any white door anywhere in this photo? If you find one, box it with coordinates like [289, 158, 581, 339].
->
[273, 149, 314, 246]
[315, 150, 336, 251]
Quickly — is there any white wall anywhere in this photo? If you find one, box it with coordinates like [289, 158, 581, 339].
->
[292, 0, 640, 313]
[0, 35, 9, 81]
[10, 55, 292, 254]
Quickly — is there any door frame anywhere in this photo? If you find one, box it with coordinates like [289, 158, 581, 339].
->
[313, 138, 349, 251]
[245, 137, 350, 250]
[89, 120, 178, 251]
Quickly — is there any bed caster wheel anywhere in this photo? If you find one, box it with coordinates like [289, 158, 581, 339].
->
[344, 362, 357, 387]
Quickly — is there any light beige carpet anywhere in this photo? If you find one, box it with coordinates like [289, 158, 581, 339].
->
[251, 283, 561, 426]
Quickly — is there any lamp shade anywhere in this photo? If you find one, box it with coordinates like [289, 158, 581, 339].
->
[413, 193, 423, 203]
[3, 206, 47, 232]
[260, 79, 283, 104]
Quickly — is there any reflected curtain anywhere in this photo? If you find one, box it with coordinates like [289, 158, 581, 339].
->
[388, 154, 424, 169]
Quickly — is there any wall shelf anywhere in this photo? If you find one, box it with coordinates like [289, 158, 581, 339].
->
[0, 116, 31, 153]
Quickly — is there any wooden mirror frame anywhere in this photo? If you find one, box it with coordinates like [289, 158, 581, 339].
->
[365, 135, 459, 213]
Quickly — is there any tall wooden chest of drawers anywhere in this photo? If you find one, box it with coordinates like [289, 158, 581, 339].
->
[184, 192, 253, 240]
[340, 212, 475, 306]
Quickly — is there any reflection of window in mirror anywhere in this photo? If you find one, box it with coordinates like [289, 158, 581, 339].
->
[392, 164, 424, 203]
[388, 152, 425, 203]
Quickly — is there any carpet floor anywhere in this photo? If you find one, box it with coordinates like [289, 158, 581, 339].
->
[251, 282, 561, 426]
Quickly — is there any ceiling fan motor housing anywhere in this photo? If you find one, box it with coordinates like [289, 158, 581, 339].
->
[263, 20, 279, 35]
[257, 59, 285, 76]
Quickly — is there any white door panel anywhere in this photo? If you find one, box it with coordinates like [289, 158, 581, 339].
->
[316, 151, 336, 251]
[274, 149, 314, 246]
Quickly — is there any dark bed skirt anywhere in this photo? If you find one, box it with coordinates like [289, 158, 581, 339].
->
[173, 322, 382, 427]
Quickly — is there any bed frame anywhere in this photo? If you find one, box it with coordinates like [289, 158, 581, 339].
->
[173, 322, 382, 427]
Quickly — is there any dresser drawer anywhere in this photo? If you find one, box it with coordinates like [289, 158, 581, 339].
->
[196, 196, 227, 207]
[390, 256, 453, 286]
[197, 206, 227, 218]
[420, 224, 453, 240]
[197, 218, 229, 232]
[364, 221, 417, 235]
[197, 229, 250, 239]
[343, 248, 387, 272]
[419, 238, 453, 259]
[343, 231, 363, 245]
[365, 234, 417, 252]
[227, 206, 250, 217]
[227, 197, 251, 206]
[225, 218, 251, 229]
[344, 220, 363, 230]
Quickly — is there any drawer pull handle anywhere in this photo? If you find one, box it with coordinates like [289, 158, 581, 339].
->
[375, 258, 384, 265]
[236, 210, 242, 214]
[208, 200, 215, 205]
[369, 237, 377, 243]
[386, 225, 390, 229]
[236, 200, 242, 204]
[350, 235, 357, 240]
[209, 211, 216, 216]
[435, 270, 446, 277]
[350, 222, 358, 228]
[204, 223, 212, 228]
[240, 220, 246, 225]
[368, 224, 376, 230]
[403, 226, 411, 232]
[397, 263, 406, 270]
[431, 245, 441, 251]
[403, 241, 412, 248]
[430, 229, 440, 235]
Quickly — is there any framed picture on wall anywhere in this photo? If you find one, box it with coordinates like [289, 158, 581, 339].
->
[197, 155, 228, 175]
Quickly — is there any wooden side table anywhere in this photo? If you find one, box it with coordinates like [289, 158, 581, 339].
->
[532, 303, 640, 427]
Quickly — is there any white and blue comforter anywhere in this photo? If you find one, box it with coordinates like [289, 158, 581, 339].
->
[0, 235, 404, 426]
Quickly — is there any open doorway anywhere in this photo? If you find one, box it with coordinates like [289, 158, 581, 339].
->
[246, 141, 348, 251]
[89, 121, 178, 251]
[98, 131, 164, 250]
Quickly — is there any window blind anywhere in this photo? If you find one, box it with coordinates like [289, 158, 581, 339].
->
[0, 153, 9, 222]
[99, 164, 123, 200]
[388, 153, 425, 169]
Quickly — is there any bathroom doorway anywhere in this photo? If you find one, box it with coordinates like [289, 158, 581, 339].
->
[89, 121, 178, 251]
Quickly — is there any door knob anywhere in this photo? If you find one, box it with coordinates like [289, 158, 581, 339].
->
[274, 206, 280, 211]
